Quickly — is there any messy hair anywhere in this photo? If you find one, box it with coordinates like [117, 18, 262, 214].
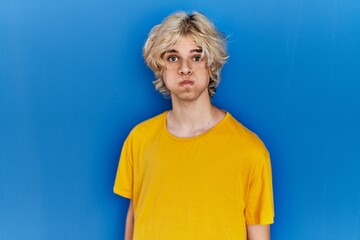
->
[143, 11, 228, 97]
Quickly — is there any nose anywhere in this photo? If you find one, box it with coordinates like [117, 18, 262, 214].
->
[178, 60, 192, 75]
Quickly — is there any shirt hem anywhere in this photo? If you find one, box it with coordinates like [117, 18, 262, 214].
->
[113, 186, 133, 199]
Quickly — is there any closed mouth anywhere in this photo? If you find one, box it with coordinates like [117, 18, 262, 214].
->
[179, 80, 194, 87]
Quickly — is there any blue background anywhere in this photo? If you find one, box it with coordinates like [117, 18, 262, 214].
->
[1, 0, 360, 239]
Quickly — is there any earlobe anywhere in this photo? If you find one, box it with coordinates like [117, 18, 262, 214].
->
[161, 77, 167, 87]
[207, 77, 212, 90]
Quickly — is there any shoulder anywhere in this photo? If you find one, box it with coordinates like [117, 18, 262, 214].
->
[223, 112, 269, 157]
[128, 111, 166, 139]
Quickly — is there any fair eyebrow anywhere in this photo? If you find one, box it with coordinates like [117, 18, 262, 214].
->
[165, 48, 203, 54]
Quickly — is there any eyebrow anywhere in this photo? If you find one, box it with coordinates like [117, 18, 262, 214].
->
[165, 48, 203, 54]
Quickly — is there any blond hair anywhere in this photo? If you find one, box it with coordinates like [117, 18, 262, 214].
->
[143, 11, 228, 97]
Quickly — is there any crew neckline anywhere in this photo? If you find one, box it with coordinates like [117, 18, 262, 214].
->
[162, 110, 230, 142]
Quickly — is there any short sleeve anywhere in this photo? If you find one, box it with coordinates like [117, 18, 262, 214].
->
[113, 133, 134, 199]
[244, 154, 274, 225]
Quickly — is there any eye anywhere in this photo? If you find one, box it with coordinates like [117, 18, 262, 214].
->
[167, 56, 178, 62]
[193, 56, 203, 62]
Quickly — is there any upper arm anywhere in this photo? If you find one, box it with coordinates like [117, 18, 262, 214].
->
[246, 224, 270, 240]
[245, 154, 274, 225]
[125, 200, 134, 240]
[114, 134, 134, 199]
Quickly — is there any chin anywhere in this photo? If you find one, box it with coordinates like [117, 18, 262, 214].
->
[175, 92, 208, 102]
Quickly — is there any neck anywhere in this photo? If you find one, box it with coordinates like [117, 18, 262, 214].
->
[170, 100, 212, 124]
[166, 97, 225, 138]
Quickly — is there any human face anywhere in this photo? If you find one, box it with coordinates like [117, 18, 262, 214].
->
[162, 36, 210, 103]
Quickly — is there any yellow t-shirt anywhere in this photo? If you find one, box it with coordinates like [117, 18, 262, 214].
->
[114, 111, 274, 240]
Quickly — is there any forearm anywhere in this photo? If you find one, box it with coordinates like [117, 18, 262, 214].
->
[125, 200, 134, 240]
[246, 224, 270, 240]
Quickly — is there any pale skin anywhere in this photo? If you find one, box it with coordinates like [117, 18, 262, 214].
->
[124, 36, 270, 240]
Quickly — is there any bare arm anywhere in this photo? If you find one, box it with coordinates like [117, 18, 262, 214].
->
[247, 224, 270, 240]
[124, 200, 134, 240]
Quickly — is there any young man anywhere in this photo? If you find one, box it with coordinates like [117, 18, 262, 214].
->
[114, 11, 274, 240]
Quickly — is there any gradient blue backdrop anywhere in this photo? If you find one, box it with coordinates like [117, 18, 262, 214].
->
[1, 0, 359, 239]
